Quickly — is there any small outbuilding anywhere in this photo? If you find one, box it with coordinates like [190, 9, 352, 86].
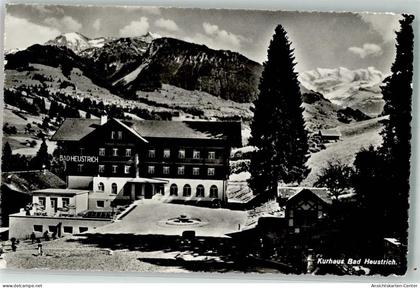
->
[318, 128, 341, 142]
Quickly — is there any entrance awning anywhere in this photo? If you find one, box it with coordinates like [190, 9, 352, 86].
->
[127, 178, 168, 184]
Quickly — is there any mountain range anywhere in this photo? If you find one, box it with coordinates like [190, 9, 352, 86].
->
[4, 32, 385, 121]
[299, 67, 385, 116]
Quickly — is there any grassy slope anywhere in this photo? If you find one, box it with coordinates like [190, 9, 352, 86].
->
[302, 116, 385, 186]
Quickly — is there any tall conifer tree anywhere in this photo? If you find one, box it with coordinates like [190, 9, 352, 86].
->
[378, 14, 414, 243]
[249, 25, 310, 197]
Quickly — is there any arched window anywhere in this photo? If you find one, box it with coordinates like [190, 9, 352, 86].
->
[183, 184, 191, 197]
[170, 184, 178, 196]
[210, 185, 218, 198]
[196, 185, 205, 197]
[111, 183, 118, 194]
[98, 182, 104, 192]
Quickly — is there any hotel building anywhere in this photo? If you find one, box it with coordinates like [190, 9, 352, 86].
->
[52, 116, 242, 210]
[8, 116, 241, 239]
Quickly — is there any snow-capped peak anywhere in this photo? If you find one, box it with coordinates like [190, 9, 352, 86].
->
[299, 67, 385, 116]
[45, 32, 115, 54]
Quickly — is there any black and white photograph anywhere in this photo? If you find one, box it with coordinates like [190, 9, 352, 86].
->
[0, 4, 415, 276]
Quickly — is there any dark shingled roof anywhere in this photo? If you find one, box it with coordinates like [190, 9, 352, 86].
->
[51, 118, 100, 141]
[51, 118, 242, 146]
[1, 170, 66, 195]
[278, 187, 332, 205]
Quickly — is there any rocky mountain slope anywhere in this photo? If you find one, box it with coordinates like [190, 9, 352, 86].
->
[6, 32, 262, 103]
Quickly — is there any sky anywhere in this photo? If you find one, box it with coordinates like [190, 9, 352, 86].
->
[4, 4, 402, 73]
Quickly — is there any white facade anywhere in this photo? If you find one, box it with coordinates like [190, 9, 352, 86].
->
[32, 191, 88, 215]
[160, 178, 226, 201]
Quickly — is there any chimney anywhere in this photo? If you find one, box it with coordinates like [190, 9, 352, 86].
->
[100, 114, 108, 125]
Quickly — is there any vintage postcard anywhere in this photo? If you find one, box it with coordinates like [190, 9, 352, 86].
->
[0, 4, 415, 276]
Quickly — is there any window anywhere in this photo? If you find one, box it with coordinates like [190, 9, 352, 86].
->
[125, 148, 132, 157]
[210, 185, 218, 198]
[124, 165, 130, 174]
[96, 201, 104, 208]
[33, 225, 43, 232]
[163, 166, 170, 175]
[48, 225, 57, 233]
[63, 226, 73, 234]
[62, 198, 70, 207]
[111, 183, 118, 194]
[148, 149, 156, 158]
[112, 148, 118, 157]
[50, 198, 57, 208]
[192, 167, 200, 176]
[79, 227, 88, 233]
[193, 150, 201, 159]
[98, 182, 104, 192]
[117, 131, 123, 140]
[77, 164, 84, 173]
[170, 184, 178, 196]
[112, 165, 118, 174]
[196, 185, 205, 197]
[79, 147, 85, 155]
[99, 148, 105, 156]
[177, 166, 185, 175]
[99, 165, 105, 173]
[163, 149, 170, 158]
[207, 168, 215, 176]
[208, 151, 216, 159]
[111, 131, 116, 139]
[148, 166, 155, 174]
[178, 149, 185, 159]
[158, 185, 165, 195]
[38, 197, 46, 207]
[183, 184, 192, 197]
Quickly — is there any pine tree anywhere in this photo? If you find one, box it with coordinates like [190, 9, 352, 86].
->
[378, 14, 414, 243]
[31, 139, 50, 169]
[2, 142, 13, 172]
[248, 25, 310, 197]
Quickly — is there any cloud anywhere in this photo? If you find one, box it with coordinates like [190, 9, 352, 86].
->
[360, 13, 402, 43]
[119, 17, 149, 37]
[44, 16, 82, 32]
[154, 18, 179, 32]
[203, 22, 219, 35]
[184, 22, 243, 52]
[5, 15, 61, 50]
[93, 19, 101, 31]
[348, 43, 383, 58]
[32, 5, 65, 16]
[139, 6, 161, 15]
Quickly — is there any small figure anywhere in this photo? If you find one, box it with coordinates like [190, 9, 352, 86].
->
[30, 232, 36, 244]
[10, 237, 17, 252]
[51, 231, 57, 240]
[37, 240, 43, 256]
[43, 230, 50, 241]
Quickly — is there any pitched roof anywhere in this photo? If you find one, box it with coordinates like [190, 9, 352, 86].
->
[278, 186, 332, 205]
[1, 170, 66, 194]
[319, 128, 341, 137]
[51, 118, 242, 146]
[51, 118, 100, 141]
